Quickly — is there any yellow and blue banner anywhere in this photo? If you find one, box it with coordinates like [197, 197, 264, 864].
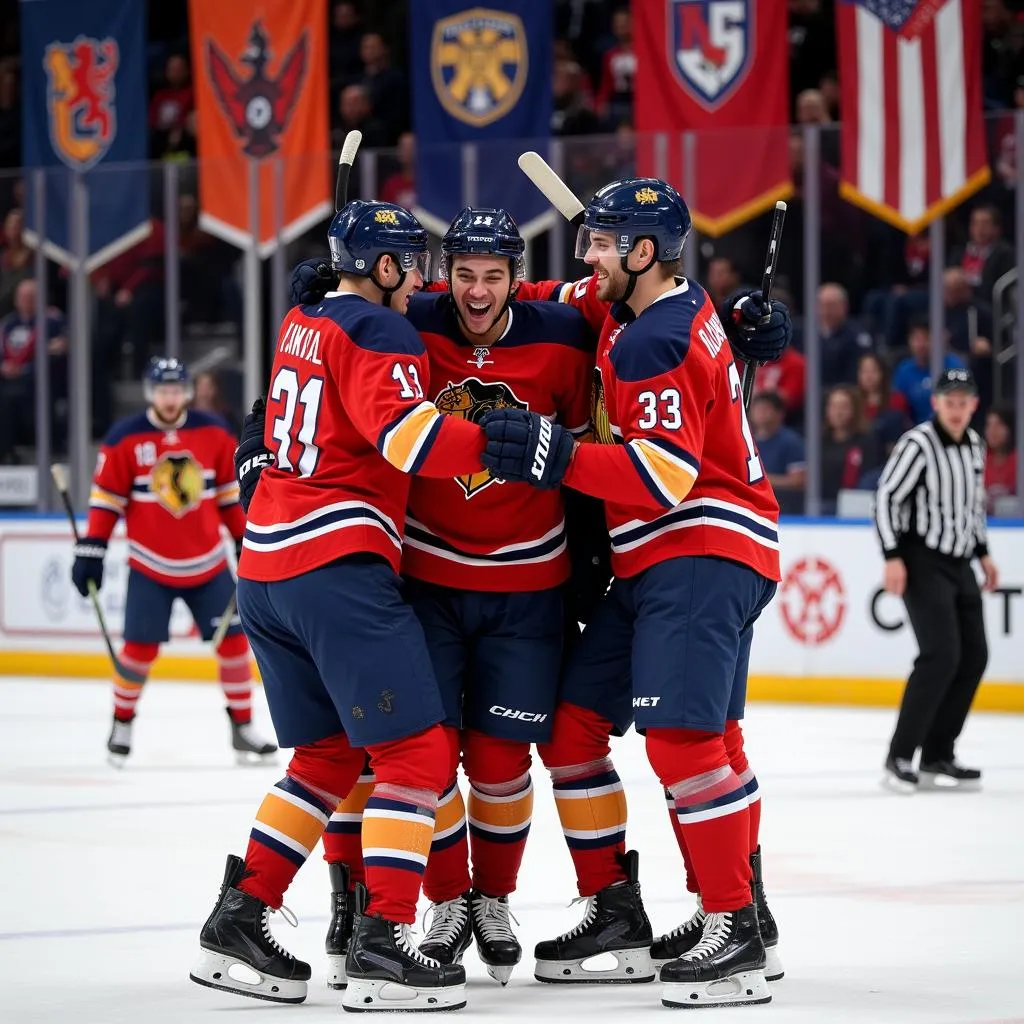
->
[409, 2, 553, 238]
[20, 0, 150, 270]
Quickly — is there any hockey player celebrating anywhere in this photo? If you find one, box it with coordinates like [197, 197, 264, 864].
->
[70, 357, 275, 768]
[480, 179, 789, 1008]
[191, 200, 492, 1013]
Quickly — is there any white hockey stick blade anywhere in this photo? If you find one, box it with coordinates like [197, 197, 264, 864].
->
[518, 151, 585, 224]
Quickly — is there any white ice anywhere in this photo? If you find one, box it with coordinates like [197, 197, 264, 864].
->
[2, 677, 1023, 1024]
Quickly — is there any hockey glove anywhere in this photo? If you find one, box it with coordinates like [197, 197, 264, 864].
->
[71, 538, 107, 597]
[480, 409, 574, 489]
[722, 288, 792, 366]
[234, 396, 274, 513]
[290, 258, 335, 307]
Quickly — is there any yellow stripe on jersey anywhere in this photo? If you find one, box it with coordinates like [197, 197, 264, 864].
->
[90, 485, 128, 512]
[629, 438, 698, 508]
[380, 401, 441, 473]
[216, 482, 240, 506]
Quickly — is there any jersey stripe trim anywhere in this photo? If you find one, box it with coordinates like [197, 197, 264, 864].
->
[404, 518, 567, 567]
[242, 501, 403, 554]
[216, 482, 241, 506]
[378, 401, 442, 474]
[627, 438, 700, 508]
[128, 540, 227, 578]
[89, 486, 128, 513]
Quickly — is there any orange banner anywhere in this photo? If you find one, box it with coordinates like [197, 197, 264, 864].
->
[189, 0, 330, 254]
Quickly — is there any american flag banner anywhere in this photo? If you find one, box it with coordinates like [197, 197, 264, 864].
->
[837, 0, 989, 233]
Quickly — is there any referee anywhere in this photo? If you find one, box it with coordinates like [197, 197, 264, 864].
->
[873, 367, 999, 793]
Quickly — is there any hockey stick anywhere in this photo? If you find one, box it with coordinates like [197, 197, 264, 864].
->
[50, 464, 146, 684]
[739, 200, 787, 409]
[518, 151, 585, 227]
[210, 588, 237, 651]
[335, 129, 363, 211]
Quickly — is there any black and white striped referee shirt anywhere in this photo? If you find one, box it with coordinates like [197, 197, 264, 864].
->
[874, 418, 988, 561]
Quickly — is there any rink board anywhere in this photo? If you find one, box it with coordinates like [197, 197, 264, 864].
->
[2, 514, 1023, 711]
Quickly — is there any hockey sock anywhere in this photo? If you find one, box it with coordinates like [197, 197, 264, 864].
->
[215, 632, 253, 725]
[463, 730, 533, 897]
[364, 725, 450, 923]
[323, 754, 373, 891]
[647, 727, 751, 913]
[422, 777, 470, 903]
[112, 642, 157, 721]
[663, 789, 699, 894]
[725, 719, 760, 858]
[239, 733, 364, 908]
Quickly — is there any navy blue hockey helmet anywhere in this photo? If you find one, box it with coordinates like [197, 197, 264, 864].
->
[144, 356, 192, 402]
[327, 199, 431, 285]
[439, 207, 527, 282]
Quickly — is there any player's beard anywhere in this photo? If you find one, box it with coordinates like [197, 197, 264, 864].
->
[595, 264, 629, 303]
[152, 401, 186, 425]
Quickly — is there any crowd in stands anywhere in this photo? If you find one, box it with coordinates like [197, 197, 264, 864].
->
[0, 0, 1020, 514]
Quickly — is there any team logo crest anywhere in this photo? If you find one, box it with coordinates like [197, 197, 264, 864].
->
[44, 37, 119, 171]
[592, 368, 616, 447]
[374, 209, 399, 225]
[669, 0, 752, 109]
[431, 8, 528, 128]
[206, 21, 308, 158]
[150, 452, 205, 517]
[435, 376, 527, 497]
[635, 186, 660, 205]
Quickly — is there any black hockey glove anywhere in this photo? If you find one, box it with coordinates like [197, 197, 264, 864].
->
[722, 288, 792, 366]
[234, 396, 274, 514]
[480, 409, 574, 490]
[290, 258, 335, 307]
[71, 537, 106, 597]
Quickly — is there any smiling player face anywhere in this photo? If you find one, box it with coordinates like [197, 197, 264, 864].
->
[450, 255, 513, 336]
[582, 230, 630, 303]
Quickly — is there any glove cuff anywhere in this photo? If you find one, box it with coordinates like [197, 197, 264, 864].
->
[74, 538, 107, 559]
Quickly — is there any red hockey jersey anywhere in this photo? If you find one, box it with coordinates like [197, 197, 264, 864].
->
[86, 409, 245, 587]
[402, 293, 594, 591]
[238, 292, 487, 582]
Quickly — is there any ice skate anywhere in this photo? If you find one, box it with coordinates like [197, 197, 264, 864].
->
[651, 896, 706, 970]
[750, 846, 783, 981]
[229, 711, 278, 765]
[326, 862, 355, 989]
[661, 904, 771, 1008]
[883, 755, 919, 794]
[190, 853, 310, 1004]
[918, 758, 982, 791]
[418, 891, 473, 966]
[471, 891, 521, 985]
[534, 849, 655, 984]
[342, 885, 466, 1012]
[107, 717, 132, 769]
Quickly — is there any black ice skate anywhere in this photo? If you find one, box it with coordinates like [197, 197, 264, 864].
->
[326, 862, 355, 989]
[190, 853, 310, 1004]
[229, 710, 278, 766]
[883, 754, 919, 793]
[651, 896, 706, 970]
[534, 849, 655, 984]
[660, 904, 771, 1009]
[750, 846, 783, 981]
[107, 716, 132, 769]
[418, 891, 473, 966]
[918, 758, 982, 791]
[342, 884, 466, 1012]
[471, 891, 521, 986]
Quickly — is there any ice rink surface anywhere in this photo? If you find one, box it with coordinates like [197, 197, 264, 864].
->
[2, 677, 1023, 1024]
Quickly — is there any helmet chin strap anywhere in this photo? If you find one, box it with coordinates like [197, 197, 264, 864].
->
[619, 243, 658, 305]
[370, 255, 406, 307]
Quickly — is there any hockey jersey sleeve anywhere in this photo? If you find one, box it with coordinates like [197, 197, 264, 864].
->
[558, 345, 595, 438]
[563, 331, 711, 511]
[518, 274, 609, 333]
[336, 317, 486, 478]
[212, 426, 246, 540]
[86, 436, 134, 539]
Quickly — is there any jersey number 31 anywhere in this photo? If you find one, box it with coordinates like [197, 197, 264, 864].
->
[270, 367, 324, 477]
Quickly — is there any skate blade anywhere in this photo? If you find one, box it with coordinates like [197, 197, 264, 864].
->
[535, 947, 655, 984]
[234, 749, 278, 767]
[190, 949, 307, 1004]
[485, 963, 515, 986]
[918, 771, 981, 792]
[342, 978, 466, 1012]
[327, 953, 348, 990]
[662, 968, 771, 1008]
[765, 945, 784, 982]
[881, 772, 917, 795]
[107, 751, 128, 769]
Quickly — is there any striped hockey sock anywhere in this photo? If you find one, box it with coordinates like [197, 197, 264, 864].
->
[323, 759, 373, 890]
[467, 772, 533, 897]
[422, 778, 470, 903]
[215, 632, 253, 725]
[725, 719, 761, 857]
[664, 788, 700, 895]
[111, 642, 157, 722]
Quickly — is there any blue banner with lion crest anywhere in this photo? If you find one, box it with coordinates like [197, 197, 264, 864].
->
[20, 0, 150, 270]
[409, 1, 553, 240]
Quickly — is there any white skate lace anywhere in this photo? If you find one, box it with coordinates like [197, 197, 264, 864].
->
[681, 911, 731, 961]
[260, 903, 299, 959]
[557, 895, 597, 941]
[395, 922, 440, 966]
[421, 896, 468, 949]
[660, 897, 705, 941]
[472, 894, 520, 944]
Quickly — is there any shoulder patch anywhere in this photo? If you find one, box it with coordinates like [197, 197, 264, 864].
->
[103, 411, 158, 447]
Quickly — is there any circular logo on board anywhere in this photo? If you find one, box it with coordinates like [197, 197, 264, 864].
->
[779, 555, 847, 645]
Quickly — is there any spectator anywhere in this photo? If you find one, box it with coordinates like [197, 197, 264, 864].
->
[981, 0, 1020, 107]
[754, 344, 806, 425]
[595, 6, 635, 129]
[0, 207, 32, 317]
[705, 256, 742, 310]
[795, 88, 839, 165]
[178, 194, 239, 324]
[149, 54, 194, 160]
[193, 370, 241, 438]
[552, 60, 602, 136]
[0, 63, 20, 169]
[332, 84, 391, 150]
[856, 351, 909, 454]
[330, 0, 365, 92]
[788, 0, 836, 104]
[750, 390, 806, 514]
[950, 204, 1014, 307]
[814, 282, 874, 386]
[818, 71, 840, 119]
[861, 226, 930, 347]
[983, 405, 1016, 514]
[359, 32, 408, 144]
[892, 318, 967, 424]
[820, 385, 879, 513]
[380, 132, 416, 208]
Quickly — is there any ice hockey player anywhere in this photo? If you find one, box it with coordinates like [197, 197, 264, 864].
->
[70, 357, 275, 768]
[479, 179, 789, 1008]
[191, 200, 491, 1013]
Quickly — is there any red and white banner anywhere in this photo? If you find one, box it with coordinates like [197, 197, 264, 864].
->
[837, 0, 990, 233]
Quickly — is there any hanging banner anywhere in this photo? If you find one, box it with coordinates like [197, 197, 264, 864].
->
[837, 0, 989, 233]
[632, 0, 792, 237]
[409, 2, 554, 239]
[189, 0, 331, 254]
[20, 0, 150, 270]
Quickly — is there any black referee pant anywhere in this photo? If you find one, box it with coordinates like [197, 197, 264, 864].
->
[888, 546, 989, 764]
